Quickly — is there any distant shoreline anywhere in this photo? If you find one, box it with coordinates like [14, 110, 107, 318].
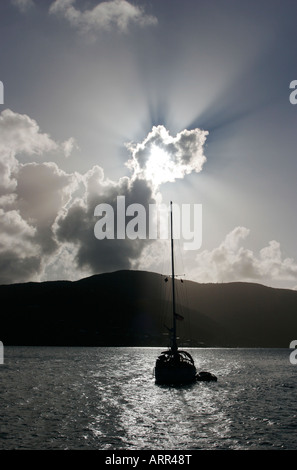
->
[1, 270, 296, 349]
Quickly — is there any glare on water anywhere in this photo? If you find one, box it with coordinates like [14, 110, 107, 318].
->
[0, 347, 296, 450]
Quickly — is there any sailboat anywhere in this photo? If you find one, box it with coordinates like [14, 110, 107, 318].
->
[154, 201, 217, 385]
[154, 201, 197, 385]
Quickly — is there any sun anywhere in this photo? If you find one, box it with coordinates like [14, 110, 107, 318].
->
[144, 144, 174, 186]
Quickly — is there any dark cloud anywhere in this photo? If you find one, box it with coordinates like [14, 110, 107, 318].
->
[16, 162, 76, 229]
[55, 171, 155, 274]
[0, 249, 41, 285]
[0, 208, 40, 284]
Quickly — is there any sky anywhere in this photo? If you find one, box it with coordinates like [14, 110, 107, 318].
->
[1, 0, 297, 289]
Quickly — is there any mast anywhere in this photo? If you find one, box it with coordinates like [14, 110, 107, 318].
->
[170, 201, 178, 353]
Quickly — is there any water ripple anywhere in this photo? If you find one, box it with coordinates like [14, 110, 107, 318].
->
[0, 347, 296, 449]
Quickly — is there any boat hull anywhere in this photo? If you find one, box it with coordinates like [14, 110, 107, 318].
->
[155, 365, 197, 385]
[154, 350, 197, 385]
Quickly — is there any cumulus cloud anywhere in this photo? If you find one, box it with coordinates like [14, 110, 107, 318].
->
[1, 107, 297, 289]
[126, 125, 208, 188]
[49, 0, 157, 34]
[54, 167, 155, 274]
[0, 207, 41, 284]
[0, 113, 210, 284]
[15, 162, 78, 254]
[188, 226, 297, 285]
[1, 112, 188, 284]
[0, 109, 78, 284]
[52, 125, 208, 276]
[62, 137, 79, 158]
[0, 109, 59, 198]
[0, 109, 57, 155]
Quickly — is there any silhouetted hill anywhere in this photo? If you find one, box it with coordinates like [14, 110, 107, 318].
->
[1, 270, 297, 347]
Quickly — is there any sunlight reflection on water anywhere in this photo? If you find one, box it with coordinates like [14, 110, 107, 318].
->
[1, 347, 296, 449]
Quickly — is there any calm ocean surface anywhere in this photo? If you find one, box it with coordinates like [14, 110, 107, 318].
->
[0, 347, 296, 450]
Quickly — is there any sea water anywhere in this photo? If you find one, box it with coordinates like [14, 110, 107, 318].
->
[0, 347, 296, 450]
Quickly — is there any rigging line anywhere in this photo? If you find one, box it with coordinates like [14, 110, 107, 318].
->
[156, 239, 166, 332]
[159, 242, 171, 343]
[161, 276, 170, 333]
[171, 235, 185, 344]
[174, 235, 193, 345]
